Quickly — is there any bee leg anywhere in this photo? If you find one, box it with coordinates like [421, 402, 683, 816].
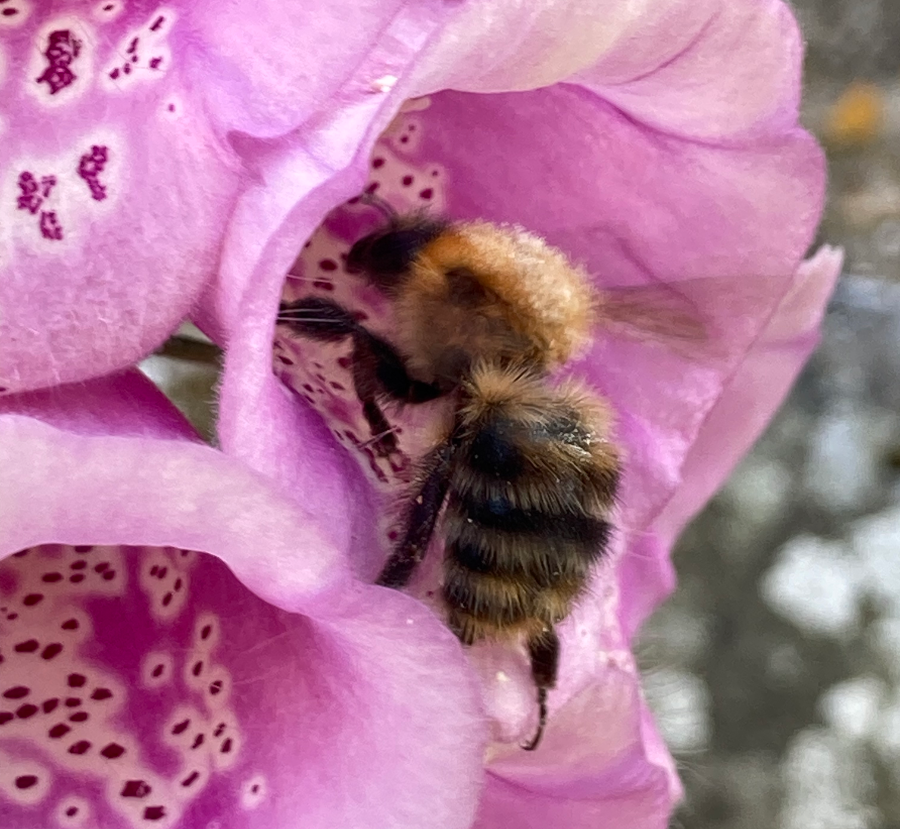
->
[521, 627, 560, 751]
[377, 442, 455, 587]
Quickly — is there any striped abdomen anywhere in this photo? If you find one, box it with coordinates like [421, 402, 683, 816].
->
[441, 363, 619, 645]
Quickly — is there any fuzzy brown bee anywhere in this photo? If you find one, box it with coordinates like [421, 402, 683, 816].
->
[279, 212, 621, 750]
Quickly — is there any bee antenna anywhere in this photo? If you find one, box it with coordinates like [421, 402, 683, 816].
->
[358, 191, 399, 222]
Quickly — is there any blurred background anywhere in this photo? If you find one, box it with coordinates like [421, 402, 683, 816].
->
[141, 3, 900, 826]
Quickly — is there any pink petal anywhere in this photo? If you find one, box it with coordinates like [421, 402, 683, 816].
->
[0, 373, 485, 829]
[0, 6, 243, 394]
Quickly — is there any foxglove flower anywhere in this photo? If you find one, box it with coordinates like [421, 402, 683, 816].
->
[0, 371, 485, 829]
[1, 1, 841, 829]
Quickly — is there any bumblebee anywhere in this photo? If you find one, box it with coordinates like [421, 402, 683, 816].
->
[279, 212, 620, 750]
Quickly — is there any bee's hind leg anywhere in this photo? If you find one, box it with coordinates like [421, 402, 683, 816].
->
[522, 627, 560, 751]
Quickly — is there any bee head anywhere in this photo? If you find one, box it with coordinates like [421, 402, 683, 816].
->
[346, 215, 448, 293]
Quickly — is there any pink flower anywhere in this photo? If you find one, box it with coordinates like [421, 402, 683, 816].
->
[1, 1, 841, 828]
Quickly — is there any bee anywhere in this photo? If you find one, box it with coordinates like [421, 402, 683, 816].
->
[279, 210, 694, 750]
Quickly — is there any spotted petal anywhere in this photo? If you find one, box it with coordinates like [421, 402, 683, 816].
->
[0, 372, 484, 829]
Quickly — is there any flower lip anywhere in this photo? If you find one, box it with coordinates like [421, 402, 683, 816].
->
[0, 371, 487, 829]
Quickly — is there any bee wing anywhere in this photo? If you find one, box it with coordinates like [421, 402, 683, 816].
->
[596, 284, 707, 343]
[591, 277, 765, 364]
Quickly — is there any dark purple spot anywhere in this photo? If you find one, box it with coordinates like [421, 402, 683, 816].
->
[94, 562, 109, 572]
[276, 354, 294, 366]
[149, 565, 158, 576]
[126, 37, 139, 55]
[208, 680, 223, 696]
[42, 643, 63, 660]
[0, 713, 13, 726]
[43, 699, 59, 713]
[74, 546, 93, 553]
[61, 618, 79, 630]
[171, 719, 190, 735]
[388, 530, 399, 541]
[432, 170, 439, 177]
[213, 723, 226, 737]
[42, 572, 63, 583]
[220, 738, 233, 754]
[69, 711, 89, 723]
[109, 68, 120, 80]
[156, 566, 168, 579]
[372, 157, 385, 168]
[102, 571, 116, 581]
[16, 704, 38, 719]
[365, 182, 380, 194]
[173, 578, 183, 591]
[14, 640, 39, 653]
[2, 8, 19, 16]
[162, 592, 173, 607]
[68, 673, 86, 688]
[70, 560, 87, 571]
[100, 743, 125, 759]
[65, 697, 81, 708]
[36, 30, 82, 95]
[151, 664, 164, 678]
[13, 550, 29, 557]
[251, 784, 260, 793]
[103, 3, 114, 9]
[91, 688, 113, 701]
[15, 775, 37, 790]
[69, 740, 91, 755]
[419, 188, 433, 200]
[49, 723, 71, 738]
[400, 135, 409, 144]
[338, 357, 352, 369]
[318, 259, 338, 271]
[22, 593, 43, 607]
[402, 175, 413, 186]
[123, 63, 132, 75]
[143, 806, 166, 821]
[16, 172, 41, 214]
[191, 733, 204, 749]
[77, 146, 109, 201]
[3, 686, 29, 700]
[70, 574, 85, 584]
[121, 780, 151, 798]
[167, 103, 175, 112]
[66, 807, 78, 817]
[150, 15, 165, 32]
[191, 661, 203, 677]
[149, 56, 163, 70]
[181, 771, 200, 787]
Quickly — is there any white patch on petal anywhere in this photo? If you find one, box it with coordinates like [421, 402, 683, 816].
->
[0, 1, 31, 29]
[240, 774, 267, 810]
[138, 547, 193, 622]
[25, 16, 95, 106]
[92, 0, 124, 22]
[99, 8, 176, 92]
[55, 795, 91, 828]
[1, 128, 127, 254]
[141, 651, 175, 688]
[369, 74, 397, 94]
[0, 750, 51, 806]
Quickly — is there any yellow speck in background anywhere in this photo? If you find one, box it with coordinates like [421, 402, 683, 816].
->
[825, 81, 884, 147]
